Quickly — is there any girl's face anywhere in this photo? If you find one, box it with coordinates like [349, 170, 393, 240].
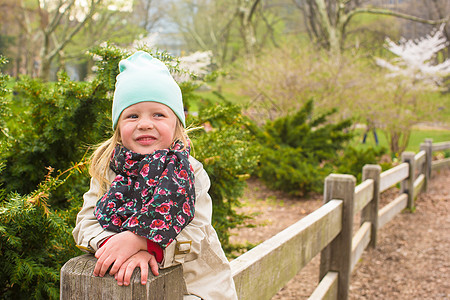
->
[118, 101, 177, 154]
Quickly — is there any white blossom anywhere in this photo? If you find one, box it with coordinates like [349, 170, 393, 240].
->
[173, 51, 213, 82]
[131, 33, 160, 50]
[376, 24, 450, 89]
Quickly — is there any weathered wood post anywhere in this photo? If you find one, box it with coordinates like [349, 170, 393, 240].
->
[319, 174, 356, 300]
[401, 152, 416, 211]
[60, 254, 185, 300]
[360, 164, 381, 248]
[420, 138, 432, 192]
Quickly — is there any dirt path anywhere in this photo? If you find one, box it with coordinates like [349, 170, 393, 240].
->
[349, 167, 450, 299]
[230, 167, 450, 299]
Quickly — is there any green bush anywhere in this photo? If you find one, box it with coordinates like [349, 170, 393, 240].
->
[1, 72, 109, 203]
[188, 99, 260, 252]
[0, 165, 83, 299]
[250, 99, 353, 196]
[257, 147, 326, 195]
[335, 146, 387, 182]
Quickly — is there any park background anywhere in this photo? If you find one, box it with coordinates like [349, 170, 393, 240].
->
[0, 0, 449, 299]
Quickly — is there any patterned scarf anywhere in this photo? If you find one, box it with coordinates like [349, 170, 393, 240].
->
[94, 140, 195, 249]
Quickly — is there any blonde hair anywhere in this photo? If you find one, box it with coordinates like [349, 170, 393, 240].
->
[89, 118, 188, 196]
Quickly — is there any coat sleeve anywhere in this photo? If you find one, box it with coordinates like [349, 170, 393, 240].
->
[72, 174, 117, 253]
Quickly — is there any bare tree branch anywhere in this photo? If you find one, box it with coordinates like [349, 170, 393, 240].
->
[346, 7, 449, 26]
[248, 0, 261, 22]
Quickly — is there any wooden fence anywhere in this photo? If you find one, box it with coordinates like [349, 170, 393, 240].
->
[60, 139, 450, 299]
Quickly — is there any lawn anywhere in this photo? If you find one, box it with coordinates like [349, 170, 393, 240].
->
[351, 127, 450, 153]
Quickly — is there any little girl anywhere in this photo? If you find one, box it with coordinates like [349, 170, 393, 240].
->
[72, 51, 238, 299]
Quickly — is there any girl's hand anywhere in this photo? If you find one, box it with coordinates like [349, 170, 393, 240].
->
[114, 250, 159, 286]
[93, 230, 147, 277]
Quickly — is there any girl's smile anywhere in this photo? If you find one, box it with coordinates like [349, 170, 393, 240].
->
[118, 102, 177, 154]
[136, 135, 157, 145]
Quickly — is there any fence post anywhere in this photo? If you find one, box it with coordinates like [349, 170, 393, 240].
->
[60, 254, 186, 300]
[360, 164, 381, 248]
[319, 174, 356, 300]
[419, 138, 432, 192]
[401, 151, 416, 211]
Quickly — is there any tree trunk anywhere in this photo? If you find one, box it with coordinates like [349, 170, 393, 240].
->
[298, 0, 447, 55]
[37, 0, 101, 81]
[388, 128, 411, 156]
[39, 31, 51, 81]
[389, 131, 400, 156]
[39, 58, 52, 82]
[238, 0, 260, 60]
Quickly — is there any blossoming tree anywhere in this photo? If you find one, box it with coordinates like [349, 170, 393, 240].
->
[376, 24, 450, 90]
[373, 25, 450, 155]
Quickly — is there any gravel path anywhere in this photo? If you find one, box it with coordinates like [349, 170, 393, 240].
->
[231, 167, 450, 299]
[349, 167, 449, 299]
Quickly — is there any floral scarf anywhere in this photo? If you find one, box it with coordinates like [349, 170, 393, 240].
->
[94, 140, 195, 249]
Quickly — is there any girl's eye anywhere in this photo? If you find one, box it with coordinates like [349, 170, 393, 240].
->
[154, 113, 165, 118]
[126, 114, 138, 119]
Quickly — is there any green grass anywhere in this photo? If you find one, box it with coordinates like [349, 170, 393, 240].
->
[351, 128, 450, 153]
[407, 129, 450, 151]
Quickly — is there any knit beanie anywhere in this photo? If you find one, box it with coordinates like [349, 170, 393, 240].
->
[112, 51, 185, 129]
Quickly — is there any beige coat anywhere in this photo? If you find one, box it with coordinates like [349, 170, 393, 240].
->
[73, 157, 238, 300]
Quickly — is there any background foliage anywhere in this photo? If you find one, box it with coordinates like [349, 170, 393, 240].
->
[0, 1, 448, 298]
[2, 74, 108, 197]
[188, 99, 260, 251]
[250, 99, 356, 195]
[0, 166, 83, 300]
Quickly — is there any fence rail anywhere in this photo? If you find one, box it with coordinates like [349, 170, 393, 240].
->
[350, 222, 371, 272]
[379, 162, 409, 193]
[60, 139, 450, 299]
[432, 157, 450, 170]
[353, 179, 374, 216]
[432, 141, 450, 151]
[231, 199, 343, 300]
[377, 194, 408, 229]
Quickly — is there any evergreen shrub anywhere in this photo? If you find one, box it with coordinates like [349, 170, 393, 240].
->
[0, 165, 84, 299]
[336, 146, 387, 182]
[188, 98, 260, 252]
[1, 72, 109, 203]
[250, 99, 354, 196]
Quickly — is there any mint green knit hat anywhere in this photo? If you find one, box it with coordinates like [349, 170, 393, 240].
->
[112, 51, 185, 129]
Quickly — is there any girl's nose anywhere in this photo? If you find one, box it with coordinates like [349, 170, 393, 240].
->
[137, 118, 154, 129]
